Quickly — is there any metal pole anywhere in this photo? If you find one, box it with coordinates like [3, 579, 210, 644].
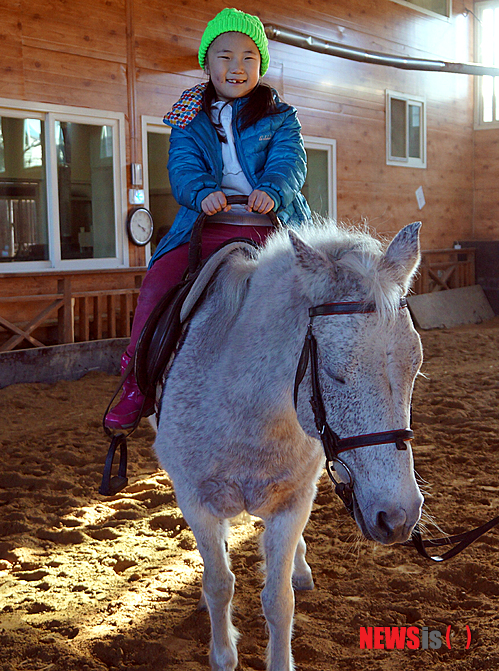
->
[265, 24, 499, 77]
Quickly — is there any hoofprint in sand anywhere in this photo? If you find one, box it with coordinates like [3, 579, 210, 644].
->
[0, 319, 498, 671]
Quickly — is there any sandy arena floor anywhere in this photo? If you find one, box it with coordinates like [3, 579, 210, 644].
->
[1, 319, 499, 670]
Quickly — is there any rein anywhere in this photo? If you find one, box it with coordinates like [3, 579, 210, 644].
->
[294, 296, 499, 561]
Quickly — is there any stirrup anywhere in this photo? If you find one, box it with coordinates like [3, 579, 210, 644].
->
[99, 433, 128, 496]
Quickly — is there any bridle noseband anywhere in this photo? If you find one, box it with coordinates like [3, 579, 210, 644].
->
[293, 297, 412, 511]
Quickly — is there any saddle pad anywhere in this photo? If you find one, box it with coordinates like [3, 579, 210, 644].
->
[180, 241, 258, 323]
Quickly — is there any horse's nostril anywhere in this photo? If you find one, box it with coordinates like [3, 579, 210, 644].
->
[375, 508, 410, 543]
[377, 511, 392, 536]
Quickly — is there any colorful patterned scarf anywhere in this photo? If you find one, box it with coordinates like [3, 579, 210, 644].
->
[163, 82, 208, 129]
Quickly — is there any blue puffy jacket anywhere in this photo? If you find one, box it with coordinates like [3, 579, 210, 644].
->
[151, 89, 310, 265]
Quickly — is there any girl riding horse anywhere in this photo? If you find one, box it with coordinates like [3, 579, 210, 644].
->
[105, 8, 311, 430]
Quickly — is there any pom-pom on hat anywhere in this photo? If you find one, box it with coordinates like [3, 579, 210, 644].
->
[198, 8, 270, 75]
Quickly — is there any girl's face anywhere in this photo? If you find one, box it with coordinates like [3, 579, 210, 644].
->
[205, 32, 261, 102]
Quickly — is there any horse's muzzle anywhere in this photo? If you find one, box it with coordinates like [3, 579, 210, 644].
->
[354, 495, 423, 545]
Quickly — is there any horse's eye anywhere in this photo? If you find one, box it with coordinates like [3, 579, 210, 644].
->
[323, 365, 346, 385]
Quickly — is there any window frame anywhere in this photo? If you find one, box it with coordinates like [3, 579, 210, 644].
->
[388, 0, 451, 20]
[142, 120, 338, 227]
[0, 97, 128, 272]
[474, 0, 499, 130]
[302, 136, 337, 221]
[141, 116, 172, 265]
[386, 90, 427, 169]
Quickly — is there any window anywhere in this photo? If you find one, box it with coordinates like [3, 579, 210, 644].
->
[0, 119, 5, 173]
[23, 119, 43, 169]
[55, 120, 116, 260]
[386, 91, 427, 169]
[0, 98, 126, 270]
[142, 119, 338, 243]
[475, 1, 499, 128]
[0, 114, 49, 263]
[302, 137, 337, 220]
[389, 0, 450, 19]
[142, 119, 180, 259]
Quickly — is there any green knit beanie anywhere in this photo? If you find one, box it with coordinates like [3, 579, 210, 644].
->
[198, 8, 270, 75]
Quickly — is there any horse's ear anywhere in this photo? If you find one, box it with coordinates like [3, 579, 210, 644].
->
[288, 229, 332, 274]
[381, 222, 421, 292]
[289, 229, 336, 298]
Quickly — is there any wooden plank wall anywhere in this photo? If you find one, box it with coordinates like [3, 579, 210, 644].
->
[0, 0, 128, 111]
[474, 128, 499, 240]
[133, 0, 477, 250]
[0, 0, 486, 257]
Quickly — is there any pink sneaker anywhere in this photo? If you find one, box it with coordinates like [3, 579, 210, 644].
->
[105, 352, 154, 430]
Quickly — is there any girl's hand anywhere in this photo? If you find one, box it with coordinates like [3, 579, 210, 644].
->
[247, 190, 275, 214]
[201, 191, 231, 215]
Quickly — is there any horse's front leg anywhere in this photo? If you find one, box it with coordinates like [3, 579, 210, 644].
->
[179, 501, 238, 671]
[261, 495, 315, 671]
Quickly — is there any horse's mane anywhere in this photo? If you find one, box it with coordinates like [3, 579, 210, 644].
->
[260, 220, 404, 319]
[199, 220, 405, 341]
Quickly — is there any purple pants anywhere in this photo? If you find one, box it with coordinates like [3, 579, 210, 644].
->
[127, 222, 273, 356]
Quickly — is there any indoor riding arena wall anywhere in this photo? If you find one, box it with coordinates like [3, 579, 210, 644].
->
[0, 0, 493, 254]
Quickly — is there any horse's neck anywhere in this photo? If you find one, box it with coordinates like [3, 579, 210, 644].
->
[227, 272, 308, 410]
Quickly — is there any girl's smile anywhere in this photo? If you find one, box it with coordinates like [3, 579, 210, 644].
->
[205, 32, 261, 102]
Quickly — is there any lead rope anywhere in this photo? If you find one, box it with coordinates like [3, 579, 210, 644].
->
[408, 515, 499, 562]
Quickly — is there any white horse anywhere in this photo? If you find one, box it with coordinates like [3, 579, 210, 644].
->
[153, 220, 424, 671]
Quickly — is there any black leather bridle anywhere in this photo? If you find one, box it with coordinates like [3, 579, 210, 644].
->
[293, 297, 412, 511]
[293, 295, 499, 561]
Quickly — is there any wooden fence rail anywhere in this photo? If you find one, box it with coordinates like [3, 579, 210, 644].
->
[0, 277, 140, 352]
[411, 247, 475, 295]
[0, 248, 476, 352]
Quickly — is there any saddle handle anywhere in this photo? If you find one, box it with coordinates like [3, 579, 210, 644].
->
[188, 195, 281, 276]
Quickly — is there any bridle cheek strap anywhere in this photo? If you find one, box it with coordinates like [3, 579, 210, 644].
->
[293, 298, 412, 463]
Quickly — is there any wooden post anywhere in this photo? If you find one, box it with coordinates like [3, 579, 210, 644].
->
[96, 295, 105, 340]
[119, 293, 132, 337]
[107, 294, 117, 338]
[78, 296, 90, 342]
[57, 277, 74, 344]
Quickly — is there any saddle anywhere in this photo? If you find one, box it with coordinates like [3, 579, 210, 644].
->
[134, 237, 260, 399]
[99, 196, 280, 495]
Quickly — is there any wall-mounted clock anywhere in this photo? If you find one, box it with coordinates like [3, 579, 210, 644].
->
[126, 207, 154, 246]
